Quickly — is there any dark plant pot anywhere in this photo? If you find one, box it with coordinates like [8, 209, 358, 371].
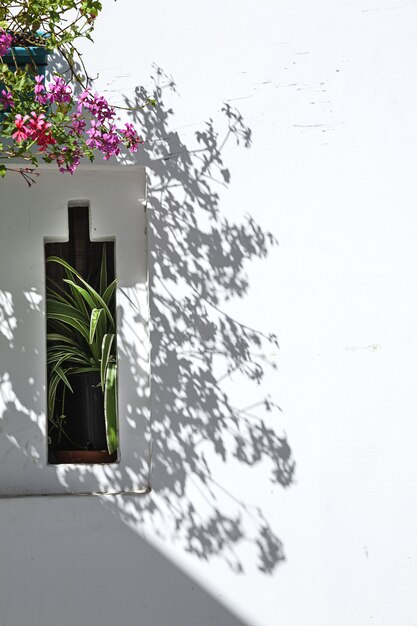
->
[64, 372, 108, 452]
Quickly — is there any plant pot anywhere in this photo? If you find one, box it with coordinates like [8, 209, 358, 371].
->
[3, 32, 49, 75]
[49, 449, 117, 465]
[0, 33, 50, 121]
[63, 372, 108, 452]
[4, 46, 48, 72]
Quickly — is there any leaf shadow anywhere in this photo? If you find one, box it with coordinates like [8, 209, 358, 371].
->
[114, 66, 296, 574]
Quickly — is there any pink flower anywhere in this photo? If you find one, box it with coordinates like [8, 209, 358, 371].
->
[76, 88, 91, 114]
[59, 155, 80, 174]
[99, 127, 120, 160]
[34, 83, 48, 106]
[70, 114, 86, 137]
[12, 114, 31, 143]
[86, 121, 122, 160]
[0, 30, 12, 57]
[86, 120, 101, 148]
[0, 89, 14, 110]
[26, 112, 55, 149]
[51, 146, 81, 175]
[83, 92, 115, 123]
[121, 122, 143, 152]
[37, 130, 56, 151]
[33, 75, 48, 105]
[34, 75, 44, 95]
[28, 111, 49, 133]
[35, 93, 48, 106]
[47, 76, 72, 104]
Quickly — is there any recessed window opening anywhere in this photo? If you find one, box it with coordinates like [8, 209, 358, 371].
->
[45, 205, 118, 465]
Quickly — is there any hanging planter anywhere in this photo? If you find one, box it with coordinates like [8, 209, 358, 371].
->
[2, 32, 49, 75]
[0, 32, 50, 125]
[0, 1, 149, 184]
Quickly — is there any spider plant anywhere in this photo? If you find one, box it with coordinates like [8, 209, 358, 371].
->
[46, 244, 118, 454]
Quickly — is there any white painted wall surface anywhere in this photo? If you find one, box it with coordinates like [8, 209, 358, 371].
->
[1, 1, 417, 625]
[0, 166, 150, 497]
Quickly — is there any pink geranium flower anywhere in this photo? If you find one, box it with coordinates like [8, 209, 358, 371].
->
[86, 119, 101, 148]
[87, 93, 115, 123]
[34, 76, 44, 94]
[1, 61, 143, 179]
[47, 76, 72, 104]
[28, 111, 50, 133]
[70, 114, 86, 137]
[0, 89, 14, 110]
[26, 112, 55, 150]
[12, 114, 31, 143]
[0, 30, 12, 57]
[76, 88, 92, 114]
[37, 130, 56, 151]
[33, 75, 48, 105]
[121, 122, 143, 152]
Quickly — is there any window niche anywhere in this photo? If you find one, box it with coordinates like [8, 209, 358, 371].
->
[45, 204, 118, 465]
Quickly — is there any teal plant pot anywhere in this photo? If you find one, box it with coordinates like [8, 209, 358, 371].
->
[3, 45, 49, 73]
[2, 32, 50, 75]
[0, 33, 50, 120]
[3, 39, 49, 76]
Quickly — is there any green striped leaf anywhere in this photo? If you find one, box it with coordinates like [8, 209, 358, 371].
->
[102, 279, 117, 307]
[64, 279, 96, 310]
[46, 276, 77, 307]
[47, 312, 90, 343]
[54, 366, 73, 393]
[47, 332, 81, 346]
[47, 255, 115, 329]
[47, 300, 89, 324]
[89, 308, 103, 344]
[67, 366, 100, 375]
[104, 363, 118, 454]
[100, 333, 115, 392]
[63, 270, 89, 317]
[48, 371, 61, 418]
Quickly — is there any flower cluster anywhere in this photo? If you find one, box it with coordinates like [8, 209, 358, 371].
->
[0, 30, 12, 57]
[0, 0, 131, 183]
[1, 72, 143, 176]
[0, 89, 14, 110]
[12, 112, 55, 148]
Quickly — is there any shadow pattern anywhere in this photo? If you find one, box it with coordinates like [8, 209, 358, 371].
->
[0, 65, 295, 577]
[117, 66, 296, 574]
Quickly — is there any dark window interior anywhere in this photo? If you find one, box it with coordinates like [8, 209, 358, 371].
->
[45, 205, 113, 284]
[45, 205, 117, 465]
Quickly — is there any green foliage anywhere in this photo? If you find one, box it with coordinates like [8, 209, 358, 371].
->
[0, 0, 108, 81]
[0, 0, 147, 183]
[46, 244, 118, 453]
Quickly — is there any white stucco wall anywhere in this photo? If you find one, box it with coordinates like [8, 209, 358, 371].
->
[1, 1, 417, 625]
[0, 166, 150, 497]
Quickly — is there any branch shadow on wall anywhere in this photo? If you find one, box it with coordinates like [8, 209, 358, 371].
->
[0, 253, 248, 626]
[0, 65, 296, 581]
[115, 66, 296, 574]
